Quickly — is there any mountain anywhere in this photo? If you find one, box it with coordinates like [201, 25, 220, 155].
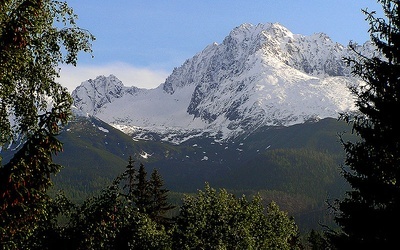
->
[71, 75, 143, 115]
[71, 22, 369, 143]
[51, 115, 183, 200]
[6, 22, 367, 230]
[0, 22, 372, 232]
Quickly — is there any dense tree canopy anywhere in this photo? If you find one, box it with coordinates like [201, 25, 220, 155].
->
[67, 180, 171, 250]
[0, 0, 94, 247]
[331, 0, 400, 248]
[0, 0, 93, 146]
[3, 160, 174, 249]
[173, 183, 301, 250]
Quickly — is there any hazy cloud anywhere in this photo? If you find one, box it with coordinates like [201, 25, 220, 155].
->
[58, 62, 170, 92]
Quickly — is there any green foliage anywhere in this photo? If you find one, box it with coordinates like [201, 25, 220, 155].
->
[24, 191, 76, 250]
[0, 133, 65, 248]
[225, 148, 344, 199]
[331, 1, 400, 248]
[0, 0, 94, 146]
[307, 230, 331, 250]
[134, 163, 152, 213]
[67, 181, 171, 250]
[25, 159, 174, 249]
[62, 159, 174, 249]
[221, 148, 348, 232]
[0, 1, 94, 247]
[120, 158, 176, 226]
[1, 156, 313, 249]
[148, 169, 176, 225]
[34, 117, 354, 232]
[173, 183, 302, 249]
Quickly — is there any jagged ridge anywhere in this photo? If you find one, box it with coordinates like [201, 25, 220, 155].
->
[72, 22, 370, 143]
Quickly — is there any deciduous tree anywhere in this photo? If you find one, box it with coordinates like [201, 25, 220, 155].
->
[173, 183, 301, 250]
[0, 0, 94, 247]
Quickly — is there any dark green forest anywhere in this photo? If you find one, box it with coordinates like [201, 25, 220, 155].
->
[44, 116, 354, 232]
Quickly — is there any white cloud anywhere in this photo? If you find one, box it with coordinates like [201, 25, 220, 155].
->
[58, 62, 170, 92]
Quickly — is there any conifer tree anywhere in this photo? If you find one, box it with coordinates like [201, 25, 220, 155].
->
[134, 163, 152, 213]
[331, 1, 400, 248]
[69, 175, 170, 250]
[119, 158, 174, 224]
[148, 169, 175, 225]
[125, 156, 136, 199]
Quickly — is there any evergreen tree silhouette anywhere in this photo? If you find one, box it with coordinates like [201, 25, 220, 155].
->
[134, 163, 152, 213]
[148, 169, 175, 226]
[330, 1, 400, 248]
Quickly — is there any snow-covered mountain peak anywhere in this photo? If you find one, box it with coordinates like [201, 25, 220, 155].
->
[162, 22, 356, 96]
[72, 22, 365, 143]
[230, 22, 293, 40]
[72, 74, 142, 115]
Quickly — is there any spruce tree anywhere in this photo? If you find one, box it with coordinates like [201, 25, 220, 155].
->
[125, 156, 136, 199]
[134, 163, 152, 213]
[148, 169, 175, 225]
[121, 158, 174, 225]
[331, 1, 400, 248]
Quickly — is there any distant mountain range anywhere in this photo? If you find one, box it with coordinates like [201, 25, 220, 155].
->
[71, 22, 370, 143]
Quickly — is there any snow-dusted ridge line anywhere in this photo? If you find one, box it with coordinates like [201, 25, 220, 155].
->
[72, 22, 370, 144]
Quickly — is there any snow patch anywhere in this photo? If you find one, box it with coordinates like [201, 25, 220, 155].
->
[139, 151, 152, 159]
[98, 126, 109, 133]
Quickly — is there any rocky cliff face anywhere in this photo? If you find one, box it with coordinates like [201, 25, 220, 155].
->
[71, 22, 370, 143]
[72, 74, 142, 115]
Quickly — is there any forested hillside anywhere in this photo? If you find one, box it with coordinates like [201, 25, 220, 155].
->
[33, 116, 357, 231]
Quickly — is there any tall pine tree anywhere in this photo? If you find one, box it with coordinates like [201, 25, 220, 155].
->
[148, 169, 175, 226]
[134, 163, 152, 213]
[331, 1, 400, 248]
[124, 156, 136, 200]
[121, 159, 174, 225]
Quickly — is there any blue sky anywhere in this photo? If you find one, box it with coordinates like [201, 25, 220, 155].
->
[59, 0, 381, 91]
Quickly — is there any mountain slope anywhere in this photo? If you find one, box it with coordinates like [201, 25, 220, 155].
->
[43, 117, 354, 194]
[53, 117, 355, 231]
[72, 22, 368, 143]
[1, 113, 355, 230]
